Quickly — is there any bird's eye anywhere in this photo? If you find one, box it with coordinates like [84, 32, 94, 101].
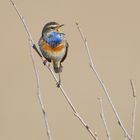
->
[50, 27, 55, 29]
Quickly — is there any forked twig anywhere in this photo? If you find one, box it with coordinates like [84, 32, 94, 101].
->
[10, 1, 52, 140]
[76, 22, 131, 140]
[10, 1, 98, 139]
[98, 98, 111, 140]
[130, 80, 137, 139]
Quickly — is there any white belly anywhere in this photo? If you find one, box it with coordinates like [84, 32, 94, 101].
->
[49, 47, 66, 61]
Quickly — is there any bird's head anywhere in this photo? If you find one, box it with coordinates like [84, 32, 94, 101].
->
[42, 22, 64, 36]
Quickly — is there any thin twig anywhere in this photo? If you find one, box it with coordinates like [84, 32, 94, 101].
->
[10, 1, 98, 139]
[130, 80, 137, 139]
[98, 98, 111, 140]
[10, 1, 52, 140]
[29, 42, 52, 140]
[75, 22, 131, 140]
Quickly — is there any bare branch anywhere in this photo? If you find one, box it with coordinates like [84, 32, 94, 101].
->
[98, 98, 111, 140]
[130, 80, 137, 139]
[29, 42, 52, 140]
[10, 1, 98, 139]
[76, 22, 131, 140]
[10, 1, 52, 140]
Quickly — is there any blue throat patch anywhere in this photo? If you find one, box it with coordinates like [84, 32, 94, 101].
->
[43, 32, 64, 47]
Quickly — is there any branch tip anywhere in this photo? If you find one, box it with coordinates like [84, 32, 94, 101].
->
[130, 80, 136, 97]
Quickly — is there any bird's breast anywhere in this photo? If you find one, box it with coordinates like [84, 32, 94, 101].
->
[42, 41, 65, 53]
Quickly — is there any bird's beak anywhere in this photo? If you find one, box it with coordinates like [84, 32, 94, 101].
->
[56, 24, 64, 32]
[59, 24, 64, 28]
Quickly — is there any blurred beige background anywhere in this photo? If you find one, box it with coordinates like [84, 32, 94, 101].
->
[0, 0, 140, 139]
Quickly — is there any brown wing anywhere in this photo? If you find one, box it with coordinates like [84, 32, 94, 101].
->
[38, 37, 51, 62]
[61, 41, 69, 63]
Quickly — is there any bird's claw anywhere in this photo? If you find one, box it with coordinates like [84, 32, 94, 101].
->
[43, 60, 47, 65]
[56, 80, 61, 88]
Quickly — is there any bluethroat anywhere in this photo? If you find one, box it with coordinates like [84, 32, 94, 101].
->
[38, 22, 69, 87]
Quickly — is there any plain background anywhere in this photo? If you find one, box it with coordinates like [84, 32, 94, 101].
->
[0, 0, 140, 139]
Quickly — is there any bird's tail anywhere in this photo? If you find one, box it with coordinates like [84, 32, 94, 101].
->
[53, 61, 63, 73]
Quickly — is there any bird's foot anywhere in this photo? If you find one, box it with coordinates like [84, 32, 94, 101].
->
[56, 80, 61, 88]
[43, 60, 47, 65]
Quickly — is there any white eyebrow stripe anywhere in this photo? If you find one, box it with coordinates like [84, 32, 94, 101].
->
[48, 25, 59, 28]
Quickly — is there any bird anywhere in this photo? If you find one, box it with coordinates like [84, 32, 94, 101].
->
[38, 21, 69, 87]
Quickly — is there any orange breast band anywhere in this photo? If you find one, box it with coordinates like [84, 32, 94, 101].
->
[42, 41, 64, 52]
